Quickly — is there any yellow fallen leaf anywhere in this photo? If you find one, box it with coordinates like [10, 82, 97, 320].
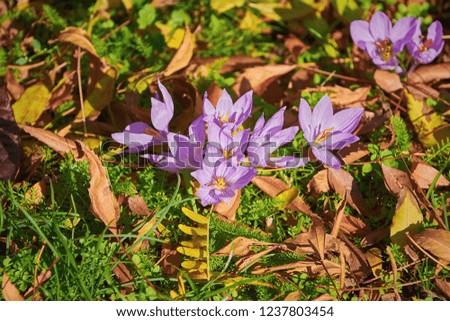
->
[12, 83, 50, 125]
[210, 0, 245, 13]
[163, 26, 195, 76]
[390, 187, 423, 246]
[181, 260, 208, 271]
[178, 224, 208, 236]
[155, 22, 185, 49]
[274, 187, 299, 209]
[52, 27, 98, 57]
[177, 246, 208, 259]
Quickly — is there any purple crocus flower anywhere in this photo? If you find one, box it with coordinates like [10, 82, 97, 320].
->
[247, 107, 308, 168]
[143, 116, 206, 172]
[350, 12, 417, 73]
[298, 95, 364, 170]
[191, 162, 257, 206]
[203, 89, 253, 130]
[204, 121, 249, 167]
[407, 20, 444, 65]
[112, 80, 174, 152]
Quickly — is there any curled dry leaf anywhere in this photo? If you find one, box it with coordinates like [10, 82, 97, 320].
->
[412, 229, 450, 262]
[251, 260, 342, 277]
[213, 237, 273, 257]
[2, 273, 24, 301]
[381, 164, 413, 195]
[411, 162, 450, 189]
[80, 142, 120, 234]
[407, 63, 450, 85]
[5, 70, 24, 101]
[160, 240, 182, 277]
[374, 70, 403, 93]
[338, 142, 369, 164]
[163, 26, 195, 76]
[327, 168, 371, 216]
[252, 175, 313, 215]
[19, 125, 86, 161]
[128, 194, 152, 216]
[0, 87, 20, 180]
[305, 85, 370, 107]
[213, 189, 241, 221]
[390, 187, 423, 247]
[308, 218, 326, 260]
[50, 26, 99, 57]
[307, 169, 330, 195]
[233, 64, 296, 97]
[435, 279, 450, 300]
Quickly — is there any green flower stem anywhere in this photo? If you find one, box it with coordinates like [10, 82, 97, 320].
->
[182, 169, 198, 212]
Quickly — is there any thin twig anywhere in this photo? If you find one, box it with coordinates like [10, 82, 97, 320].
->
[76, 46, 87, 137]
[386, 246, 402, 301]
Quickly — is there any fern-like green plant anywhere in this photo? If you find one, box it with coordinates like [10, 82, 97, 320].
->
[390, 115, 411, 152]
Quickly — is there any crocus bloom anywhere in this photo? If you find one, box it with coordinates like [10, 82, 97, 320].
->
[203, 89, 253, 130]
[407, 20, 444, 65]
[204, 121, 249, 167]
[350, 12, 417, 73]
[247, 107, 308, 168]
[191, 162, 257, 206]
[298, 95, 364, 170]
[143, 116, 205, 172]
[112, 80, 174, 152]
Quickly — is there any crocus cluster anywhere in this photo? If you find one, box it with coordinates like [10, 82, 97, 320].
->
[112, 82, 363, 206]
[350, 11, 444, 73]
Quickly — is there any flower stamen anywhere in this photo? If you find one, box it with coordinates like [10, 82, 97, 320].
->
[375, 39, 393, 62]
[215, 177, 227, 190]
[315, 127, 334, 143]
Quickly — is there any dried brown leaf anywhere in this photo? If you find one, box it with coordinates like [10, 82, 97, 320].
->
[407, 63, 450, 84]
[233, 64, 296, 96]
[412, 162, 450, 189]
[307, 85, 370, 107]
[163, 26, 195, 76]
[381, 164, 413, 195]
[252, 176, 313, 215]
[19, 125, 86, 161]
[412, 229, 450, 262]
[251, 260, 341, 277]
[327, 168, 372, 216]
[307, 169, 330, 195]
[80, 142, 120, 233]
[236, 247, 275, 271]
[338, 142, 369, 164]
[365, 247, 383, 277]
[361, 226, 390, 247]
[160, 241, 182, 277]
[128, 194, 152, 216]
[2, 273, 24, 301]
[435, 279, 450, 300]
[213, 237, 273, 257]
[213, 189, 241, 221]
[51, 27, 98, 57]
[5, 70, 24, 101]
[374, 70, 403, 93]
[0, 87, 20, 180]
[309, 218, 326, 260]
[284, 291, 301, 301]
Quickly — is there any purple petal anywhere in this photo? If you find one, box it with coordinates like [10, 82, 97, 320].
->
[350, 20, 373, 50]
[189, 116, 206, 144]
[203, 93, 216, 117]
[252, 113, 266, 137]
[312, 147, 341, 169]
[262, 107, 286, 137]
[330, 107, 364, 134]
[298, 98, 313, 142]
[391, 17, 417, 53]
[112, 122, 155, 152]
[268, 156, 309, 168]
[151, 81, 174, 132]
[198, 187, 220, 206]
[214, 161, 229, 178]
[312, 95, 333, 132]
[228, 166, 257, 189]
[191, 168, 213, 186]
[216, 89, 233, 119]
[270, 126, 299, 149]
[322, 132, 359, 150]
[369, 11, 392, 41]
[234, 90, 253, 124]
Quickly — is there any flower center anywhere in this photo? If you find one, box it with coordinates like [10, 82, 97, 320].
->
[215, 177, 227, 190]
[315, 128, 334, 144]
[419, 38, 433, 52]
[223, 148, 233, 159]
[375, 39, 393, 62]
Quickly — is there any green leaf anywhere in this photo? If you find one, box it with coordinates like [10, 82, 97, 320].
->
[137, 4, 156, 30]
[12, 83, 51, 125]
[390, 187, 423, 246]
